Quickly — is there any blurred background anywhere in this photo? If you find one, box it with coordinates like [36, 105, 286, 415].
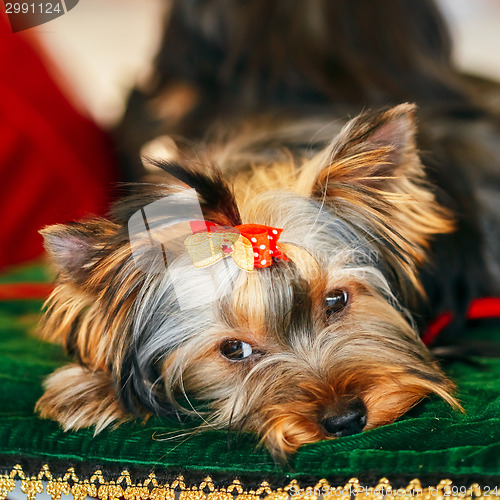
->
[32, 0, 500, 128]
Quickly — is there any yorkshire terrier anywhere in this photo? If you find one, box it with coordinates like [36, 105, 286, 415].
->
[36, 0, 500, 460]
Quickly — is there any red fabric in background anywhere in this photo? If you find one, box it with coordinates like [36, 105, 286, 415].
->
[0, 11, 118, 270]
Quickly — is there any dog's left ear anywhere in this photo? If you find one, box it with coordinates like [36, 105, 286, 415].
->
[303, 103, 453, 297]
[308, 103, 419, 195]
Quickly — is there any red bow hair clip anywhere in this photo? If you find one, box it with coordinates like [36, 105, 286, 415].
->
[185, 221, 288, 271]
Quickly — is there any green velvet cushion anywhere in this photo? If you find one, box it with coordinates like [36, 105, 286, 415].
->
[1, 264, 500, 490]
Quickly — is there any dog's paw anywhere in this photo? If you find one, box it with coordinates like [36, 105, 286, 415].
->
[36, 363, 126, 434]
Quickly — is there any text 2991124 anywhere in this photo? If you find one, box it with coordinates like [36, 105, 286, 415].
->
[2, 1, 79, 32]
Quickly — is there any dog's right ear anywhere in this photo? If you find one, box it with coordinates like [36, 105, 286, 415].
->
[40, 220, 117, 284]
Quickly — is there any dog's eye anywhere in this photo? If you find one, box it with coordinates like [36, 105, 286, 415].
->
[325, 290, 348, 318]
[220, 340, 253, 360]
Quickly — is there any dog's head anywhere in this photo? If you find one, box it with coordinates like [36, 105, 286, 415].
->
[37, 104, 459, 459]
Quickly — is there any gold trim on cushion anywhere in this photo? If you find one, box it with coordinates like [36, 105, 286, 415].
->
[0, 465, 498, 500]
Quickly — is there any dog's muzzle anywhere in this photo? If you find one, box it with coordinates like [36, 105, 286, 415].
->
[321, 397, 367, 437]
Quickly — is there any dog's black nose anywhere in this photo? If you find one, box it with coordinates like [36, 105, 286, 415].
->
[321, 398, 367, 437]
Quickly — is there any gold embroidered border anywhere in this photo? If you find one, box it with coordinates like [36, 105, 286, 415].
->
[0, 465, 498, 500]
